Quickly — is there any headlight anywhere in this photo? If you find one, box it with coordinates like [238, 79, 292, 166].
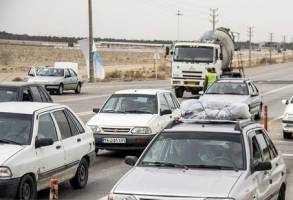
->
[0, 167, 12, 177]
[88, 125, 102, 134]
[131, 127, 152, 134]
[108, 194, 137, 200]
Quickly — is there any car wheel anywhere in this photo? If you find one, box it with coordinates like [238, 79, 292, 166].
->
[70, 158, 89, 189]
[175, 87, 184, 98]
[75, 83, 81, 94]
[16, 175, 37, 200]
[277, 184, 286, 200]
[58, 84, 63, 95]
[283, 131, 292, 139]
[255, 104, 262, 120]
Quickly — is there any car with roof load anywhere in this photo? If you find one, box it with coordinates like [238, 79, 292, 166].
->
[0, 82, 53, 102]
[87, 89, 181, 153]
[0, 102, 95, 200]
[200, 78, 262, 119]
[108, 115, 286, 200]
[281, 96, 293, 139]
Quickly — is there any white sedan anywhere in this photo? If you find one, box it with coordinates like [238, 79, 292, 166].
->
[87, 89, 181, 153]
[282, 97, 293, 139]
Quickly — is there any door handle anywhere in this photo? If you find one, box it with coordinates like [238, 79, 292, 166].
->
[56, 145, 61, 150]
[77, 138, 81, 142]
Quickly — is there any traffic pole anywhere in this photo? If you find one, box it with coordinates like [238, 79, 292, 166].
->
[50, 178, 58, 200]
[264, 105, 268, 130]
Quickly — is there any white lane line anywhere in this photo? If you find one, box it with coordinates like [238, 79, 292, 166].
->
[262, 84, 293, 96]
[273, 140, 292, 145]
[268, 115, 283, 123]
[282, 154, 293, 157]
[76, 111, 94, 117]
[56, 94, 110, 103]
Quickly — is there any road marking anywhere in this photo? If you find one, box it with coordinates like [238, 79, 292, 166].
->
[273, 140, 292, 145]
[57, 94, 110, 103]
[262, 84, 293, 96]
[76, 111, 94, 116]
[282, 154, 293, 157]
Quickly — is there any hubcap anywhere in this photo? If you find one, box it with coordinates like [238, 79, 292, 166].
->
[79, 164, 86, 183]
[22, 182, 31, 200]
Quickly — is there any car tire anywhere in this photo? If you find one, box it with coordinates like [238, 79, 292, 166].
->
[175, 87, 184, 98]
[16, 174, 37, 200]
[58, 84, 63, 95]
[283, 131, 292, 139]
[277, 184, 286, 200]
[75, 83, 81, 94]
[70, 158, 89, 189]
[255, 104, 262, 120]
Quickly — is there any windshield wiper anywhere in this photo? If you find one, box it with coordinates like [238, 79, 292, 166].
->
[188, 164, 238, 171]
[102, 110, 126, 113]
[141, 161, 189, 169]
[125, 110, 152, 114]
[0, 138, 21, 145]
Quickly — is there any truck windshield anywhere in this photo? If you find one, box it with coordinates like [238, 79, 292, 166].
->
[174, 46, 214, 63]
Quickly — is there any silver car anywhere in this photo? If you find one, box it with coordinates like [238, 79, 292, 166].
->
[200, 78, 262, 119]
[109, 120, 287, 200]
[26, 67, 83, 95]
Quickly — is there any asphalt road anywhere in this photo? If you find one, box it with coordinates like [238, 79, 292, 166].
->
[38, 62, 293, 200]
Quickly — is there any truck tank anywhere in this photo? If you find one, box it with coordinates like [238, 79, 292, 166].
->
[200, 27, 235, 72]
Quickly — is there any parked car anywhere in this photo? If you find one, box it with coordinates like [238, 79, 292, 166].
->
[109, 119, 287, 200]
[282, 96, 293, 139]
[0, 102, 95, 199]
[0, 82, 53, 102]
[26, 67, 83, 95]
[87, 89, 181, 153]
[200, 78, 262, 119]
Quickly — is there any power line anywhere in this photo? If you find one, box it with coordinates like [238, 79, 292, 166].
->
[248, 26, 254, 67]
[210, 8, 219, 32]
[176, 10, 183, 41]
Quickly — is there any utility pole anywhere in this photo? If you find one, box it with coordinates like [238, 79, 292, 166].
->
[176, 10, 183, 41]
[210, 8, 219, 32]
[269, 33, 273, 63]
[248, 27, 254, 67]
[291, 37, 293, 57]
[283, 35, 286, 63]
[88, 0, 95, 82]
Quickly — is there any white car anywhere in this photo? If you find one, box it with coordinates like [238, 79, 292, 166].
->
[87, 89, 181, 153]
[109, 118, 287, 200]
[282, 97, 293, 139]
[200, 78, 263, 119]
[0, 102, 95, 199]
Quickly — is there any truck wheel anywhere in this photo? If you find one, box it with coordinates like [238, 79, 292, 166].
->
[75, 83, 81, 94]
[283, 131, 292, 139]
[175, 87, 184, 98]
[70, 158, 89, 189]
[58, 84, 63, 95]
[16, 174, 37, 200]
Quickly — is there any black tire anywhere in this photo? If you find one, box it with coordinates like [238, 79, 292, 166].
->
[283, 131, 292, 139]
[70, 158, 89, 189]
[75, 83, 81, 94]
[57, 84, 63, 95]
[277, 184, 286, 200]
[16, 175, 37, 200]
[175, 87, 184, 98]
[255, 104, 262, 120]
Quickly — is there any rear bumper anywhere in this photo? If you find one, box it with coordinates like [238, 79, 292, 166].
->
[94, 134, 155, 151]
[0, 178, 20, 198]
[171, 78, 204, 88]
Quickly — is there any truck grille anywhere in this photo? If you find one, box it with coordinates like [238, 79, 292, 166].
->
[102, 127, 131, 133]
[182, 70, 203, 79]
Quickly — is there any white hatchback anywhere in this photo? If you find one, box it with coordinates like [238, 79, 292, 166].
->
[0, 102, 95, 200]
[87, 89, 181, 153]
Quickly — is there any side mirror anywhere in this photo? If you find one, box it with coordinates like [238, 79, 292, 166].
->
[170, 51, 173, 55]
[93, 108, 100, 113]
[219, 53, 223, 60]
[124, 156, 138, 166]
[282, 99, 289, 105]
[65, 74, 70, 78]
[250, 93, 258, 97]
[35, 138, 54, 148]
[252, 161, 272, 172]
[161, 109, 172, 116]
[198, 91, 204, 95]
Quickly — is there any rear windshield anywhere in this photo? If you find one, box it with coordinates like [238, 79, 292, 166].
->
[0, 87, 18, 102]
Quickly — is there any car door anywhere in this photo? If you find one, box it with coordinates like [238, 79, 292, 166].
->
[69, 69, 79, 89]
[247, 82, 260, 115]
[35, 112, 65, 188]
[63, 69, 73, 90]
[158, 93, 173, 130]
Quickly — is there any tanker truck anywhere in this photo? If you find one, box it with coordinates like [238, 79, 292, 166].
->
[169, 27, 239, 98]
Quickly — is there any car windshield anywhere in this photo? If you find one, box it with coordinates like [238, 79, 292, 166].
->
[0, 113, 33, 145]
[174, 46, 214, 63]
[0, 87, 18, 102]
[101, 94, 158, 114]
[206, 82, 249, 95]
[140, 132, 245, 170]
[36, 68, 64, 77]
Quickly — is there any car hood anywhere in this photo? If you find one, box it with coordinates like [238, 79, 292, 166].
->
[114, 167, 242, 197]
[27, 76, 63, 83]
[200, 94, 249, 104]
[0, 144, 24, 165]
[87, 113, 157, 127]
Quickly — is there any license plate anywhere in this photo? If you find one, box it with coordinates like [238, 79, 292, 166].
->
[102, 138, 126, 144]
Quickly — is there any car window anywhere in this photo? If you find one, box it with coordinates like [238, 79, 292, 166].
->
[38, 113, 58, 142]
[159, 93, 170, 111]
[0, 87, 18, 102]
[257, 129, 278, 159]
[252, 137, 262, 164]
[247, 82, 256, 95]
[53, 110, 72, 139]
[170, 93, 180, 108]
[255, 133, 271, 162]
[65, 69, 71, 77]
[22, 88, 33, 102]
[164, 93, 176, 110]
[69, 69, 77, 77]
[251, 82, 259, 94]
[65, 109, 85, 133]
[38, 86, 50, 102]
[30, 86, 42, 102]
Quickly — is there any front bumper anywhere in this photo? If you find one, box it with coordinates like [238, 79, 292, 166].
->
[44, 84, 60, 90]
[282, 119, 293, 132]
[0, 178, 20, 198]
[171, 78, 204, 88]
[94, 134, 155, 150]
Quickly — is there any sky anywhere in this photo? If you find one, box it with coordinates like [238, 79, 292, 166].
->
[0, 0, 292, 42]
